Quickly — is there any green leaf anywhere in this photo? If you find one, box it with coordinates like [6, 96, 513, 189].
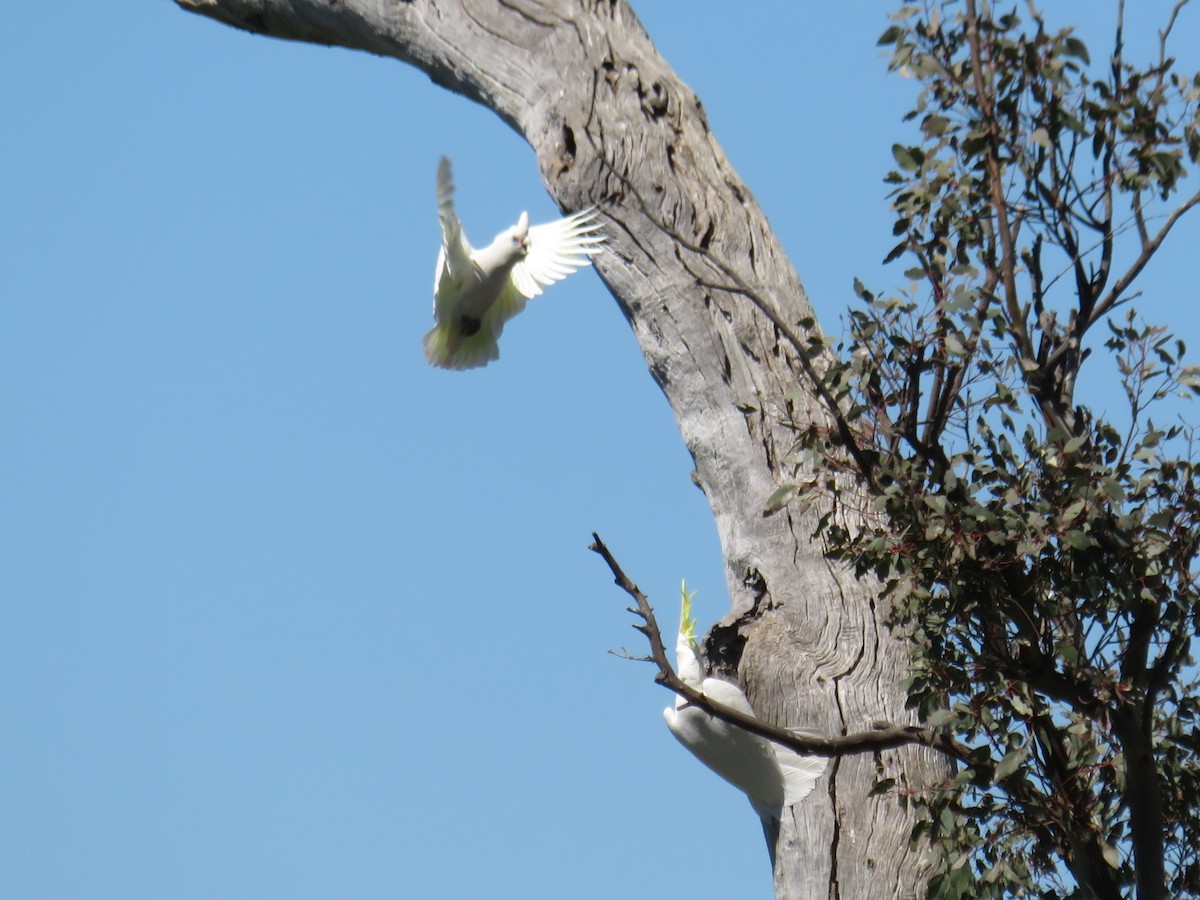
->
[877, 25, 904, 46]
[923, 115, 951, 137]
[1099, 478, 1126, 502]
[994, 747, 1027, 782]
[891, 143, 923, 172]
[870, 777, 897, 796]
[764, 483, 800, 514]
[1062, 435, 1086, 455]
[1062, 529, 1095, 550]
[1061, 499, 1086, 521]
[926, 709, 956, 727]
[1062, 36, 1091, 65]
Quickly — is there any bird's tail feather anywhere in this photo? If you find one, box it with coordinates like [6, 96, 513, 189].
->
[773, 744, 828, 807]
[758, 811, 781, 870]
[423, 322, 500, 371]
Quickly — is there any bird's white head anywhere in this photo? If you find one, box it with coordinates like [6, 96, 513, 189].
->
[507, 211, 530, 255]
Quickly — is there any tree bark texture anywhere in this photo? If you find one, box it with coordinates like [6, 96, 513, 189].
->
[176, 1, 946, 896]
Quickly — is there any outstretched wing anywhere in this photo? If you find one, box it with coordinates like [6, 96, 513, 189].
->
[432, 156, 475, 318]
[511, 208, 604, 299]
[482, 207, 604, 333]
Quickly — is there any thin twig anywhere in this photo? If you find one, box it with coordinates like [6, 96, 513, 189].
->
[965, 0, 1031, 361]
[1093, 186, 1200, 322]
[1159, 0, 1192, 68]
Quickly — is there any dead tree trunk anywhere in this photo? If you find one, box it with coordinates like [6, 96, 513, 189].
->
[175, 1, 946, 895]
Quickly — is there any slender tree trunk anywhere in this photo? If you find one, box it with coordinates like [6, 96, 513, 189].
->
[1115, 711, 1167, 900]
[175, 1, 948, 894]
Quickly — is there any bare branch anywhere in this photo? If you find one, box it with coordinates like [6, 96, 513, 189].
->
[965, 0, 1032, 361]
[1094, 186, 1200, 321]
[1159, 0, 1193, 67]
[589, 532, 978, 765]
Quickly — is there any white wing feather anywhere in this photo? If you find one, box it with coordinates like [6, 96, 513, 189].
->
[509, 208, 605, 300]
[432, 156, 475, 314]
[773, 742, 828, 807]
[482, 207, 604, 335]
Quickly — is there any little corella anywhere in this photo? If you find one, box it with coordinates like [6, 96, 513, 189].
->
[423, 156, 604, 370]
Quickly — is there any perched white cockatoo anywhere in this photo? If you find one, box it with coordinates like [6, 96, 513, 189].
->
[423, 156, 604, 370]
[663, 584, 827, 859]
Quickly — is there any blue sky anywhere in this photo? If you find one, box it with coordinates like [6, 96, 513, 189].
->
[3, 3, 1197, 899]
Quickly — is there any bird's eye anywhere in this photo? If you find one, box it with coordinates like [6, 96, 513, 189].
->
[511, 236, 521, 246]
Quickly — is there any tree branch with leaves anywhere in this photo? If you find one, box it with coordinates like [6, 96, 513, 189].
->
[774, 2, 1200, 896]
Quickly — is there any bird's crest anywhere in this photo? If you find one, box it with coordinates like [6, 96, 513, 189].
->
[679, 581, 698, 648]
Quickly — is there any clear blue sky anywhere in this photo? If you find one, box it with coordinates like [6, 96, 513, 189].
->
[3, 3, 1196, 899]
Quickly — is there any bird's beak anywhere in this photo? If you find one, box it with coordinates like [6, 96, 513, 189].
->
[515, 211, 530, 251]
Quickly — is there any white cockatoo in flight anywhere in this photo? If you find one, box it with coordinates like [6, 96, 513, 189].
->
[423, 156, 604, 370]
[663, 584, 827, 859]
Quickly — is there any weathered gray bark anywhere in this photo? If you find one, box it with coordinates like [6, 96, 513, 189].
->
[175, 1, 946, 895]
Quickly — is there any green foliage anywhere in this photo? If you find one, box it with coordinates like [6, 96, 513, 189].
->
[786, 2, 1200, 896]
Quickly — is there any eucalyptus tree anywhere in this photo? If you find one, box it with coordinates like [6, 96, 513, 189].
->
[785, 3, 1200, 896]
